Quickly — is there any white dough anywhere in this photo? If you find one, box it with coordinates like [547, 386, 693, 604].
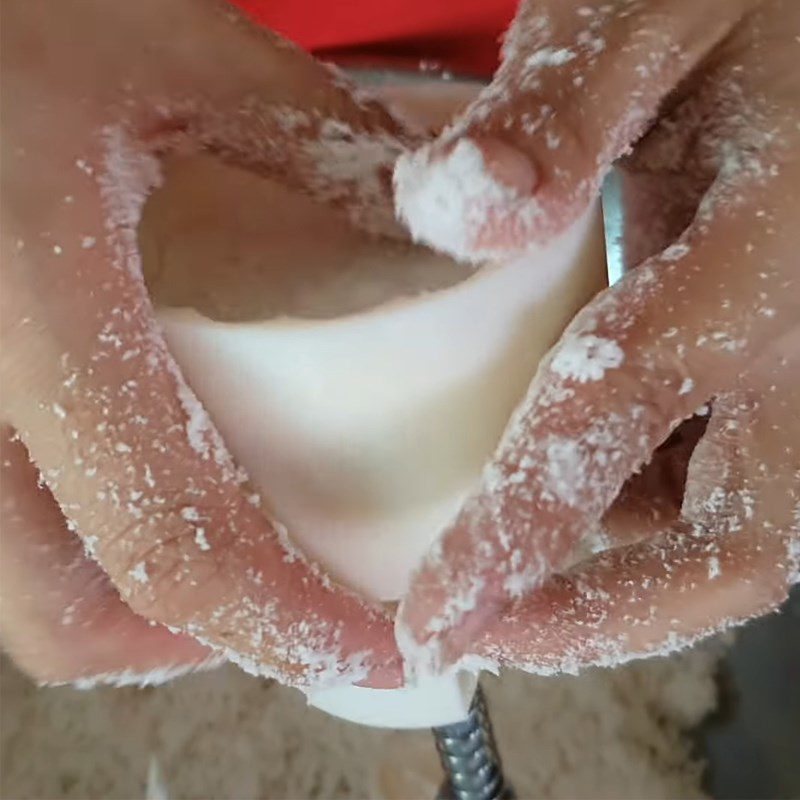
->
[139, 85, 606, 727]
[143, 157, 605, 601]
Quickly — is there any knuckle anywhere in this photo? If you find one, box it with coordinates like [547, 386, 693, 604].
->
[83, 489, 232, 627]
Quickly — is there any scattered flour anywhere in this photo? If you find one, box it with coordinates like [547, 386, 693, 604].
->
[394, 137, 520, 263]
[524, 46, 577, 70]
[301, 118, 405, 235]
[194, 529, 211, 552]
[0, 647, 722, 800]
[661, 242, 691, 262]
[129, 561, 149, 584]
[66, 661, 223, 691]
[550, 334, 625, 382]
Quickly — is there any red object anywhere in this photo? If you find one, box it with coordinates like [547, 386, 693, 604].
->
[231, 0, 516, 77]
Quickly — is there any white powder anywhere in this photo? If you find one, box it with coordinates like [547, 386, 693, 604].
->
[272, 518, 302, 564]
[66, 659, 223, 690]
[129, 561, 149, 584]
[75, 157, 94, 176]
[550, 334, 625, 382]
[302, 119, 405, 236]
[661, 242, 691, 262]
[545, 129, 562, 149]
[543, 439, 584, 506]
[524, 46, 576, 70]
[394, 137, 519, 263]
[180, 506, 200, 522]
[82, 534, 99, 560]
[194, 529, 211, 552]
[503, 569, 540, 597]
[394, 618, 442, 684]
[174, 379, 221, 462]
[577, 31, 606, 55]
[426, 576, 485, 634]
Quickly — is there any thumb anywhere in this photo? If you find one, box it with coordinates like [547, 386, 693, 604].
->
[394, 0, 750, 261]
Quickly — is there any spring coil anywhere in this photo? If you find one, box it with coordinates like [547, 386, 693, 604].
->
[433, 684, 515, 800]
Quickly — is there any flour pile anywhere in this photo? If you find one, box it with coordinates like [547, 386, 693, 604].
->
[1, 644, 720, 799]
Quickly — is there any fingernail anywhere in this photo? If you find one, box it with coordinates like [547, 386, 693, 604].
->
[470, 135, 538, 196]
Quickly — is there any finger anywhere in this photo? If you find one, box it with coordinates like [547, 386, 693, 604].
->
[597, 414, 708, 550]
[397, 142, 800, 676]
[614, 0, 800, 270]
[0, 428, 217, 686]
[571, 416, 708, 561]
[683, 328, 800, 534]
[475, 522, 798, 675]
[479, 336, 800, 672]
[157, 0, 416, 238]
[1, 9, 403, 689]
[394, 0, 752, 260]
[3, 0, 413, 239]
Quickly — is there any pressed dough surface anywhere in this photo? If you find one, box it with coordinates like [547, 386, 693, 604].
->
[142, 153, 606, 599]
[139, 85, 602, 728]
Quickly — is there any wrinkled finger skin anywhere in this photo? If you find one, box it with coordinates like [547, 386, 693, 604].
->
[397, 0, 800, 675]
[0, 429, 217, 686]
[1, 0, 407, 689]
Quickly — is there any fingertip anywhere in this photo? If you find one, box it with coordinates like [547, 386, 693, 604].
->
[396, 570, 508, 682]
[470, 135, 538, 196]
[393, 135, 537, 262]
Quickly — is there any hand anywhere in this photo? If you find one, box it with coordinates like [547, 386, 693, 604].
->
[395, 0, 799, 675]
[0, 0, 408, 689]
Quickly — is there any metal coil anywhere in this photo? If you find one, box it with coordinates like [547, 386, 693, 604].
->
[432, 684, 515, 800]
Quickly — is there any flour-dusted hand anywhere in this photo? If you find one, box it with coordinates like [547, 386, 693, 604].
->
[0, 0, 410, 689]
[475, 334, 800, 675]
[395, 0, 756, 261]
[396, 0, 800, 675]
